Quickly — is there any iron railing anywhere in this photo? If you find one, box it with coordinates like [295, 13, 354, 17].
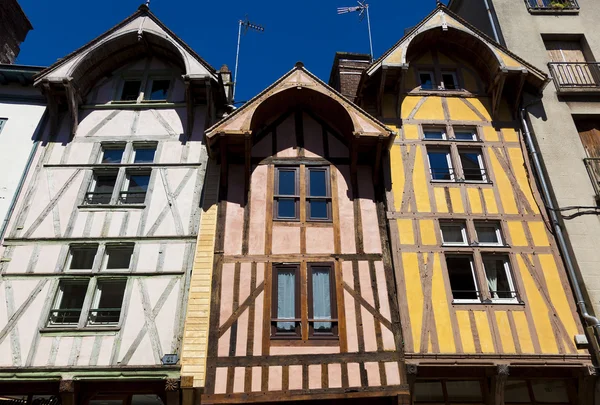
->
[48, 308, 82, 324]
[84, 191, 146, 205]
[526, 0, 579, 11]
[549, 62, 600, 91]
[584, 158, 600, 200]
[88, 308, 121, 324]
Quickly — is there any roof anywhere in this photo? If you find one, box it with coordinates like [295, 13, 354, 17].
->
[0, 64, 45, 85]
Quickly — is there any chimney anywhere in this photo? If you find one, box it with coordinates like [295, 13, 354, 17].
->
[328, 52, 371, 102]
[219, 64, 233, 105]
[0, 0, 33, 64]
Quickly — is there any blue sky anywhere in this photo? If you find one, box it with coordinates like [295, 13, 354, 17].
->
[16, 0, 440, 103]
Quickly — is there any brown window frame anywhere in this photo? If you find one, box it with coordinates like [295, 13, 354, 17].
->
[307, 263, 338, 339]
[271, 264, 301, 339]
[306, 166, 332, 222]
[273, 167, 300, 221]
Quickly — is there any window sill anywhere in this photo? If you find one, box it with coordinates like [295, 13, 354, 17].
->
[441, 244, 512, 249]
[410, 89, 474, 97]
[78, 204, 147, 210]
[270, 338, 339, 346]
[41, 326, 120, 335]
[430, 180, 493, 186]
[451, 300, 525, 307]
[527, 8, 579, 15]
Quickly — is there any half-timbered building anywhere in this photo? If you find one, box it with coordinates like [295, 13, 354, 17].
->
[179, 62, 409, 404]
[342, 4, 597, 404]
[0, 4, 227, 403]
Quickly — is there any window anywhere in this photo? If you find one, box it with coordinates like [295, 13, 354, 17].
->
[440, 221, 468, 246]
[120, 80, 142, 101]
[86, 170, 118, 205]
[272, 264, 301, 337]
[414, 380, 483, 403]
[103, 244, 134, 270]
[427, 148, 454, 181]
[459, 149, 487, 182]
[423, 127, 447, 140]
[0, 119, 6, 135]
[306, 167, 331, 221]
[100, 144, 126, 164]
[133, 144, 157, 163]
[474, 221, 503, 246]
[88, 279, 127, 325]
[419, 71, 436, 90]
[506, 380, 571, 404]
[308, 264, 337, 336]
[68, 245, 98, 270]
[441, 71, 458, 90]
[446, 255, 479, 303]
[274, 167, 299, 220]
[483, 255, 517, 302]
[454, 128, 478, 141]
[146, 79, 171, 101]
[48, 280, 89, 325]
[120, 170, 150, 204]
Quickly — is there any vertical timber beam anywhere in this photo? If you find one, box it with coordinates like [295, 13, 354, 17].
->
[492, 365, 509, 405]
[181, 376, 195, 405]
[59, 380, 75, 405]
[244, 132, 252, 196]
[373, 136, 384, 186]
[220, 134, 228, 187]
[185, 77, 194, 139]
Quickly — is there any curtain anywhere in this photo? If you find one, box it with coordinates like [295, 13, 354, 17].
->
[277, 270, 296, 331]
[312, 268, 332, 331]
[443, 225, 464, 243]
[486, 259, 499, 299]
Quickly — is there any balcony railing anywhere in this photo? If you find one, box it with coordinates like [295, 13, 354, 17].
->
[584, 158, 600, 201]
[549, 62, 600, 94]
[526, 0, 579, 11]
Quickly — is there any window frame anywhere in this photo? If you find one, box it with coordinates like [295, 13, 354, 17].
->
[87, 278, 127, 326]
[85, 169, 119, 205]
[474, 220, 504, 246]
[99, 143, 127, 164]
[118, 78, 143, 102]
[441, 70, 459, 91]
[132, 142, 158, 164]
[418, 70, 436, 90]
[482, 254, 519, 304]
[440, 220, 469, 246]
[0, 118, 7, 135]
[271, 264, 302, 339]
[144, 77, 173, 102]
[274, 167, 300, 221]
[445, 254, 481, 304]
[423, 126, 448, 141]
[102, 244, 134, 271]
[453, 127, 479, 142]
[457, 148, 488, 183]
[66, 244, 99, 271]
[120, 169, 151, 205]
[427, 147, 455, 182]
[306, 166, 333, 222]
[48, 279, 91, 327]
[307, 263, 338, 339]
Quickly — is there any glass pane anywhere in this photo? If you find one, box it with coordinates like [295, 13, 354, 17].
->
[414, 382, 444, 402]
[131, 395, 164, 405]
[531, 380, 570, 403]
[505, 380, 532, 403]
[134, 148, 156, 163]
[127, 174, 150, 192]
[310, 200, 328, 220]
[309, 170, 327, 197]
[95, 175, 117, 193]
[424, 130, 445, 140]
[455, 130, 477, 141]
[70, 247, 97, 270]
[90, 280, 126, 324]
[277, 198, 296, 219]
[148, 80, 170, 100]
[278, 170, 296, 195]
[441, 223, 466, 244]
[90, 400, 124, 405]
[419, 73, 434, 90]
[102, 148, 124, 164]
[476, 224, 500, 244]
[277, 268, 296, 332]
[106, 247, 133, 270]
[484, 257, 514, 300]
[442, 73, 457, 90]
[446, 256, 478, 300]
[460, 152, 484, 181]
[428, 151, 452, 180]
[121, 80, 141, 101]
[312, 267, 332, 332]
[58, 282, 89, 310]
[446, 381, 483, 401]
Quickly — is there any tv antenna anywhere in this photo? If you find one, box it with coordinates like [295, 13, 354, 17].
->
[337, 1, 374, 61]
[233, 16, 265, 102]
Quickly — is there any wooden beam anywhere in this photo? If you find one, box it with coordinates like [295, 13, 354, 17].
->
[373, 137, 384, 186]
[63, 79, 79, 138]
[42, 81, 59, 139]
[513, 71, 527, 114]
[492, 70, 507, 120]
[185, 77, 194, 139]
[220, 134, 228, 187]
[492, 365, 509, 405]
[377, 68, 388, 118]
[244, 132, 252, 194]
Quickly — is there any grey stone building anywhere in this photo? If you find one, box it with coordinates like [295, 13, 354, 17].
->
[449, 0, 600, 365]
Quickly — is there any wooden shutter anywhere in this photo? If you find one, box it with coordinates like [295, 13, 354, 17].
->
[545, 40, 586, 63]
[577, 120, 600, 158]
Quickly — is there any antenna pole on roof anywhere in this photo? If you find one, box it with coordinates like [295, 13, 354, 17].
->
[146, 0, 150, 6]
[337, 1, 374, 61]
[233, 16, 265, 102]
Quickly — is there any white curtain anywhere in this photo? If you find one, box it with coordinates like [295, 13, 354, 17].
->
[312, 268, 332, 331]
[486, 260, 499, 299]
[277, 270, 296, 331]
[443, 225, 464, 243]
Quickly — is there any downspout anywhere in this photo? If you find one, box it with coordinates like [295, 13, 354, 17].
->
[0, 109, 47, 243]
[482, 0, 501, 44]
[520, 102, 600, 346]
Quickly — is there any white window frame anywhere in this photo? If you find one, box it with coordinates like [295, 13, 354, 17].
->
[474, 221, 504, 246]
[453, 128, 478, 141]
[87, 279, 127, 326]
[441, 71, 459, 90]
[66, 245, 99, 272]
[87, 169, 119, 205]
[458, 149, 488, 183]
[440, 221, 468, 246]
[117, 78, 144, 102]
[144, 77, 172, 102]
[0, 118, 6, 135]
[132, 142, 158, 164]
[120, 169, 151, 205]
[447, 255, 481, 304]
[99, 143, 127, 164]
[482, 256, 518, 304]
[101, 244, 134, 272]
[48, 279, 91, 327]
[418, 70, 436, 90]
[423, 127, 448, 140]
[427, 148, 455, 182]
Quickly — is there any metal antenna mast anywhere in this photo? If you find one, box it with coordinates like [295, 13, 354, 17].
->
[233, 16, 264, 102]
[337, 1, 374, 61]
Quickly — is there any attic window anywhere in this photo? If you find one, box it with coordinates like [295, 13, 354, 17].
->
[419, 71, 436, 90]
[441, 71, 458, 90]
[120, 80, 142, 101]
[147, 79, 171, 101]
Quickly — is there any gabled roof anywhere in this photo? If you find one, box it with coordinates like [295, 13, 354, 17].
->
[365, 4, 547, 85]
[34, 4, 217, 87]
[206, 62, 393, 140]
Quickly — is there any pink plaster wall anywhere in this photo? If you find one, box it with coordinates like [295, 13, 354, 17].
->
[269, 345, 340, 356]
[328, 132, 349, 158]
[276, 115, 297, 157]
[214, 367, 228, 394]
[308, 364, 322, 389]
[268, 366, 283, 391]
[303, 113, 324, 158]
[224, 165, 245, 255]
[328, 363, 343, 388]
[375, 261, 396, 351]
[233, 367, 245, 393]
[218, 263, 235, 357]
[253, 264, 265, 356]
[358, 166, 382, 254]
[347, 362, 361, 387]
[305, 226, 334, 254]
[365, 362, 381, 387]
[385, 362, 401, 385]
[342, 261, 359, 352]
[336, 166, 356, 254]
[271, 226, 301, 254]
[248, 165, 267, 255]
[289, 365, 303, 390]
[252, 366, 262, 392]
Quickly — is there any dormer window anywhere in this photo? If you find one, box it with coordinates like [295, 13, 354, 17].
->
[147, 79, 171, 101]
[441, 71, 459, 90]
[120, 80, 142, 101]
[419, 71, 436, 90]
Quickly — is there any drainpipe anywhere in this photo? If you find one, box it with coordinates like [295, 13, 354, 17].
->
[520, 102, 600, 347]
[482, 0, 501, 44]
[0, 110, 47, 243]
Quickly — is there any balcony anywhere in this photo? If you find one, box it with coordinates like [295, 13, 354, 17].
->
[527, 0, 579, 13]
[549, 62, 600, 95]
[584, 158, 600, 201]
